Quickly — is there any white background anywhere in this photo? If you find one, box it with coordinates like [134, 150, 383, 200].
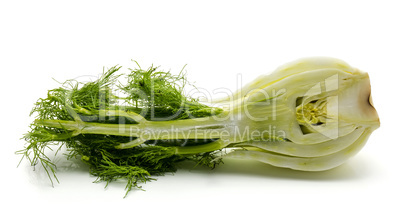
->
[1, 0, 401, 213]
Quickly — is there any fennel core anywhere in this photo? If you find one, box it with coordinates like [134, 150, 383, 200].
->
[18, 57, 380, 196]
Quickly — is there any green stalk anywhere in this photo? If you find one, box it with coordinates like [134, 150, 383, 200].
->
[175, 140, 225, 154]
[35, 115, 229, 154]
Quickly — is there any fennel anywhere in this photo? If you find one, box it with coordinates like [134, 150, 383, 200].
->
[18, 57, 380, 196]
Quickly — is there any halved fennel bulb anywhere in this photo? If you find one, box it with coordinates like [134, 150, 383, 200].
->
[212, 57, 380, 171]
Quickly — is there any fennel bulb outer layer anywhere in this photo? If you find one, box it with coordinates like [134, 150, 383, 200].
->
[219, 57, 380, 171]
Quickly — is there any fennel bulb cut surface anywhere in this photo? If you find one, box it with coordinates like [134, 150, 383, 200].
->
[221, 57, 380, 171]
[18, 57, 380, 195]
